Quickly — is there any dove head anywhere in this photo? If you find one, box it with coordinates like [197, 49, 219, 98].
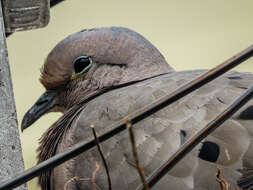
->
[21, 26, 174, 131]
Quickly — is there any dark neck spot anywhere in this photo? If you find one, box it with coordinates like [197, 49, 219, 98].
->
[198, 141, 220, 163]
[180, 130, 187, 145]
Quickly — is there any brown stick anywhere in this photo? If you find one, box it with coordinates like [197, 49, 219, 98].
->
[216, 168, 230, 190]
[92, 162, 101, 190]
[126, 120, 150, 190]
[64, 176, 89, 190]
[91, 125, 112, 190]
[63, 162, 101, 190]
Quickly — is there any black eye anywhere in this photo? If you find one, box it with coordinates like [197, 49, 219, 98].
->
[72, 55, 92, 74]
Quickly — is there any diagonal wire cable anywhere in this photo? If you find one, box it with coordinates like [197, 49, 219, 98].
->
[0, 44, 253, 190]
[136, 83, 253, 190]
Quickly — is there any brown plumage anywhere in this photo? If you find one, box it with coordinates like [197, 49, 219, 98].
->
[37, 103, 84, 190]
[22, 27, 253, 190]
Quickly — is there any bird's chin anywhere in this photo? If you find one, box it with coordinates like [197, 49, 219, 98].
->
[21, 90, 59, 132]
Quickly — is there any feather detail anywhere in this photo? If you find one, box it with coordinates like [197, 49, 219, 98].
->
[237, 168, 253, 189]
[37, 74, 167, 190]
[40, 59, 72, 90]
[37, 103, 85, 190]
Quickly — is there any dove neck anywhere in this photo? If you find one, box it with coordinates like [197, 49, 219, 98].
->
[64, 72, 171, 110]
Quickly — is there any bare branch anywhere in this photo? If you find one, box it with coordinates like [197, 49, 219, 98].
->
[92, 162, 101, 190]
[216, 168, 230, 190]
[91, 124, 112, 190]
[126, 120, 150, 190]
[63, 162, 101, 190]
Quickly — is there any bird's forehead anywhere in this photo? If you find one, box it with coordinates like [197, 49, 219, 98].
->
[45, 29, 119, 66]
[49, 27, 144, 63]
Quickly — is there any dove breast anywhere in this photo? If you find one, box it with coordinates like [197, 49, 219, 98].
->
[53, 70, 253, 190]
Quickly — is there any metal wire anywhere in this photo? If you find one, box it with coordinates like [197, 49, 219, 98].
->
[0, 44, 253, 190]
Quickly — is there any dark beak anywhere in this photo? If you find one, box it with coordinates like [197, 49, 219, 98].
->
[21, 90, 58, 132]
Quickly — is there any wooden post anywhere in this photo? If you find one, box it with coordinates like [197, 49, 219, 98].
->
[0, 1, 27, 189]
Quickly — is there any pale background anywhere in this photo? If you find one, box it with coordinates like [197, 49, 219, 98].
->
[6, 0, 253, 189]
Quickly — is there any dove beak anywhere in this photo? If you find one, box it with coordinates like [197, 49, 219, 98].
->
[21, 90, 58, 132]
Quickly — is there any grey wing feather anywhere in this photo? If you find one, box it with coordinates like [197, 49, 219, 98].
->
[53, 70, 253, 190]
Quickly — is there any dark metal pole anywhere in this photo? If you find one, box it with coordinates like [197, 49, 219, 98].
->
[0, 44, 253, 190]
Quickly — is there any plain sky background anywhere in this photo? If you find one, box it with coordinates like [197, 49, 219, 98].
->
[6, 0, 253, 189]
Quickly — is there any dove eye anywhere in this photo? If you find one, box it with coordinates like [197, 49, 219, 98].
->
[72, 55, 93, 79]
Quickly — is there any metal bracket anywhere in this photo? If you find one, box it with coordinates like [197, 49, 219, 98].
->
[1, 0, 50, 33]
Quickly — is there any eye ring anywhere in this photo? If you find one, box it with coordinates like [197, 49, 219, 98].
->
[72, 55, 93, 79]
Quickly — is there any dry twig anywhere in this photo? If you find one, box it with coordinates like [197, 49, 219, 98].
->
[216, 168, 230, 190]
[92, 162, 101, 190]
[91, 124, 112, 190]
[126, 119, 150, 190]
[64, 176, 89, 190]
[63, 161, 101, 190]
